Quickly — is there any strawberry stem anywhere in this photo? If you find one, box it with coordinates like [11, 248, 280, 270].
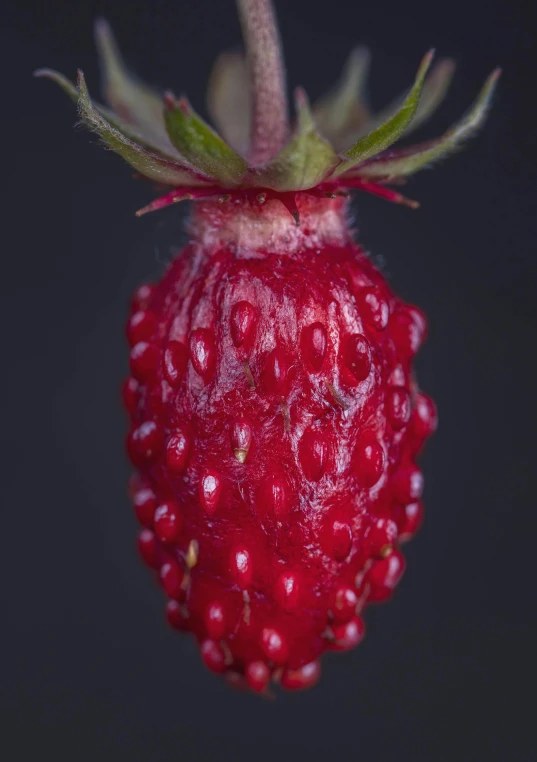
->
[236, 0, 289, 165]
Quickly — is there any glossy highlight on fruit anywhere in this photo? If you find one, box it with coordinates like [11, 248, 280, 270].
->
[37, 0, 497, 693]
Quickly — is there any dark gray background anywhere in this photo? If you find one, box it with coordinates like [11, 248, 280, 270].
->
[3, 0, 536, 760]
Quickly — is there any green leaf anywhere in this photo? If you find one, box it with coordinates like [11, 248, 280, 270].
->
[164, 96, 248, 185]
[332, 50, 434, 177]
[76, 71, 211, 186]
[94, 18, 175, 155]
[312, 47, 371, 151]
[251, 88, 341, 191]
[207, 51, 251, 156]
[352, 68, 501, 179]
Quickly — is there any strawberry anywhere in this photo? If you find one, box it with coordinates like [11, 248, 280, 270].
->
[38, 0, 496, 692]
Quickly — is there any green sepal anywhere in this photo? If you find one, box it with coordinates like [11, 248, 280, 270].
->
[207, 51, 250, 156]
[34, 68, 78, 104]
[354, 68, 501, 179]
[332, 50, 434, 177]
[77, 71, 211, 186]
[94, 18, 174, 155]
[312, 47, 371, 151]
[355, 58, 456, 144]
[34, 68, 179, 158]
[164, 95, 248, 186]
[36, 8, 500, 214]
[404, 58, 456, 135]
[251, 88, 340, 191]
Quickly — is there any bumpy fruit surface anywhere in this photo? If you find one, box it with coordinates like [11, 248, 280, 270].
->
[39, 0, 496, 693]
[125, 196, 437, 690]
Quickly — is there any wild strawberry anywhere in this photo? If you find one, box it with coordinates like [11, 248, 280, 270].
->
[38, 0, 498, 691]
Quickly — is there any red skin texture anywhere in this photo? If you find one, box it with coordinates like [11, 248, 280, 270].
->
[127, 195, 436, 691]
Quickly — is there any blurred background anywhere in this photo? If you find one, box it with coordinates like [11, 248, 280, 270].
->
[2, 0, 536, 760]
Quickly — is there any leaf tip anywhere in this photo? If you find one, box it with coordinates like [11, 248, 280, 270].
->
[163, 91, 176, 110]
[439, 57, 456, 73]
[431, 57, 456, 86]
[76, 69, 87, 91]
[94, 16, 113, 46]
[294, 86, 308, 109]
[177, 96, 191, 116]
[419, 49, 436, 77]
[75, 70, 92, 112]
[349, 45, 371, 67]
[478, 68, 502, 107]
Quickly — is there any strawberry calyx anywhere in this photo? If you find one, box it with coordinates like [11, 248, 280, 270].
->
[35, 0, 499, 214]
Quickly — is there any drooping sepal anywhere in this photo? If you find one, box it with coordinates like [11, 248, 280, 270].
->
[332, 50, 434, 176]
[251, 88, 340, 191]
[76, 71, 210, 186]
[353, 68, 501, 179]
[164, 95, 248, 185]
[34, 68, 79, 104]
[34, 68, 178, 156]
[94, 18, 174, 155]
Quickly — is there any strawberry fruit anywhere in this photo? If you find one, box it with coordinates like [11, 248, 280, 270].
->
[38, 0, 497, 692]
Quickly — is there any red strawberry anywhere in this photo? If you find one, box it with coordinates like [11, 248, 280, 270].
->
[123, 193, 436, 688]
[38, 0, 497, 692]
